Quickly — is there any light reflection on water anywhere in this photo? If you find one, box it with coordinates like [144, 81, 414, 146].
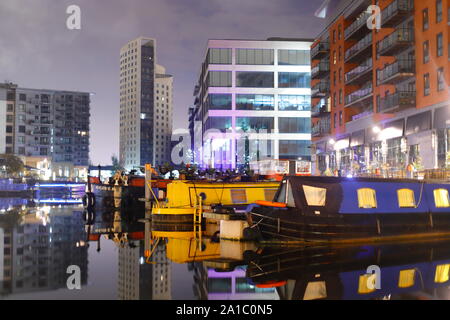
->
[1, 200, 450, 300]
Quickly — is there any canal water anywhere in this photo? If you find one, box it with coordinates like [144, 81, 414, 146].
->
[2, 193, 450, 300]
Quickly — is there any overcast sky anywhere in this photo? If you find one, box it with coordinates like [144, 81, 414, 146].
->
[0, 0, 327, 165]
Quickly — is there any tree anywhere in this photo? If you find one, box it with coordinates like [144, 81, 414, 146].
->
[0, 154, 24, 177]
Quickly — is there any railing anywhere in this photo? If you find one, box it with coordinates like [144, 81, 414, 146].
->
[381, 0, 414, 27]
[379, 91, 416, 112]
[345, 58, 373, 84]
[311, 61, 330, 78]
[344, 11, 372, 39]
[312, 118, 331, 137]
[377, 28, 414, 55]
[377, 59, 415, 84]
[345, 33, 372, 61]
[311, 81, 330, 96]
[345, 83, 373, 106]
[311, 101, 330, 115]
[311, 41, 330, 58]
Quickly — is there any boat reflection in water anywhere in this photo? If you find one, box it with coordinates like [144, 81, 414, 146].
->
[245, 240, 450, 300]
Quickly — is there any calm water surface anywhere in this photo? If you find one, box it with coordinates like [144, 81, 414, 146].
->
[2, 195, 450, 300]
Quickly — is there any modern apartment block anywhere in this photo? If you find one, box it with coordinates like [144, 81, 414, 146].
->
[311, 0, 450, 175]
[0, 82, 90, 180]
[190, 38, 313, 171]
[119, 37, 173, 171]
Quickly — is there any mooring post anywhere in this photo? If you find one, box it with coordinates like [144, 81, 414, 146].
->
[145, 163, 152, 210]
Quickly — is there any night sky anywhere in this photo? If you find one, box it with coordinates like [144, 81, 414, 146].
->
[0, 0, 328, 165]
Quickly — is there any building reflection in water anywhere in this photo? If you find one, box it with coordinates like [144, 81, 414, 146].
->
[0, 205, 88, 297]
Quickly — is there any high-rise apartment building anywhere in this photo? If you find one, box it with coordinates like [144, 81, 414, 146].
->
[311, 0, 450, 175]
[190, 39, 313, 171]
[119, 37, 173, 171]
[0, 82, 90, 180]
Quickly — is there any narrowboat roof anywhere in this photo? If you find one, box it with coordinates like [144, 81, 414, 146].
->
[282, 175, 450, 185]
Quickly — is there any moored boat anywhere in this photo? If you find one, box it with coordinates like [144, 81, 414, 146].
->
[247, 176, 450, 244]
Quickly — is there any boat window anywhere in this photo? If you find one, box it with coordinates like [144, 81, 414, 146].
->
[397, 189, 416, 208]
[230, 189, 247, 204]
[434, 189, 450, 208]
[303, 281, 327, 300]
[276, 181, 287, 203]
[358, 274, 377, 294]
[286, 182, 295, 207]
[435, 264, 450, 283]
[357, 188, 377, 209]
[264, 188, 278, 201]
[398, 269, 415, 288]
[302, 185, 326, 207]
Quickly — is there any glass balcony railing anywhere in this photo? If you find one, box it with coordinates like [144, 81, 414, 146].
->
[377, 59, 415, 85]
[381, 0, 414, 28]
[345, 33, 372, 63]
[311, 60, 330, 79]
[379, 91, 416, 113]
[344, 11, 372, 40]
[311, 41, 330, 60]
[345, 58, 373, 85]
[377, 28, 414, 56]
[312, 116, 331, 137]
[311, 80, 330, 98]
[345, 82, 373, 107]
[311, 100, 330, 116]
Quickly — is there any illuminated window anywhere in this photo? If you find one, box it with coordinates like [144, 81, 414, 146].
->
[398, 269, 415, 288]
[397, 189, 416, 208]
[434, 189, 450, 208]
[435, 264, 450, 283]
[302, 185, 326, 206]
[230, 189, 247, 204]
[357, 188, 377, 208]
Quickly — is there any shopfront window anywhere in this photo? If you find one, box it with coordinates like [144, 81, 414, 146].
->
[386, 137, 404, 167]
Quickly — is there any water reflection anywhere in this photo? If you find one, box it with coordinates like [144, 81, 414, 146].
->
[2, 196, 450, 300]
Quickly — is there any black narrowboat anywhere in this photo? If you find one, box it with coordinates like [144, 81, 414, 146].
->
[247, 176, 450, 243]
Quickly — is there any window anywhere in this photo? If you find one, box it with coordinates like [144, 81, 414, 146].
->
[236, 49, 274, 65]
[279, 118, 311, 133]
[207, 94, 232, 111]
[423, 8, 429, 30]
[236, 72, 274, 88]
[358, 274, 377, 294]
[278, 95, 310, 111]
[339, 111, 343, 126]
[208, 48, 232, 64]
[437, 33, 443, 57]
[303, 185, 326, 206]
[304, 282, 327, 300]
[230, 189, 247, 204]
[434, 188, 450, 207]
[397, 189, 416, 208]
[236, 94, 274, 111]
[333, 51, 337, 64]
[357, 188, 377, 208]
[278, 50, 310, 65]
[333, 113, 337, 129]
[236, 117, 274, 131]
[398, 269, 416, 288]
[423, 41, 430, 63]
[339, 90, 343, 105]
[436, 0, 443, 22]
[278, 72, 310, 88]
[204, 117, 232, 132]
[435, 264, 450, 283]
[19, 94, 26, 101]
[438, 68, 445, 91]
[208, 71, 232, 87]
[7, 104, 13, 112]
[424, 73, 430, 96]
[279, 140, 311, 160]
[208, 278, 232, 293]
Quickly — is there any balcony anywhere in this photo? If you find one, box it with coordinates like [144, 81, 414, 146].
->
[379, 91, 416, 113]
[311, 60, 330, 79]
[311, 80, 330, 98]
[311, 100, 330, 118]
[311, 41, 330, 60]
[381, 0, 414, 28]
[345, 33, 372, 63]
[345, 82, 373, 108]
[377, 28, 414, 56]
[312, 116, 331, 138]
[344, 11, 372, 41]
[345, 58, 373, 85]
[377, 59, 415, 85]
